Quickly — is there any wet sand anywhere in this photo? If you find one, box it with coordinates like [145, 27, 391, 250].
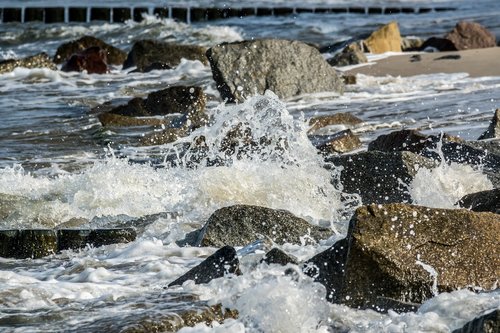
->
[344, 47, 500, 78]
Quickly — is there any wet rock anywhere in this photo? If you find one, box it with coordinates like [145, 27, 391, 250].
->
[364, 21, 402, 54]
[308, 113, 363, 133]
[123, 40, 208, 72]
[401, 37, 424, 52]
[327, 49, 367, 67]
[458, 189, 500, 214]
[168, 246, 239, 287]
[342, 74, 357, 85]
[61, 46, 109, 74]
[139, 127, 188, 146]
[53, 35, 127, 65]
[98, 113, 169, 127]
[420, 37, 458, 52]
[0, 52, 56, 74]
[325, 151, 436, 204]
[452, 309, 499, 333]
[445, 21, 497, 50]
[141, 62, 172, 72]
[340, 204, 500, 310]
[206, 39, 344, 102]
[467, 139, 500, 156]
[261, 248, 298, 266]
[303, 238, 348, 302]
[478, 109, 500, 140]
[194, 205, 333, 248]
[309, 130, 362, 154]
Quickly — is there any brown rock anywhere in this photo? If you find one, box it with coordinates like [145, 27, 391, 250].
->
[341, 204, 500, 309]
[61, 46, 109, 74]
[478, 109, 500, 140]
[308, 113, 363, 133]
[0, 53, 56, 74]
[53, 35, 127, 65]
[123, 40, 208, 72]
[310, 130, 362, 154]
[364, 21, 402, 54]
[98, 112, 169, 127]
[445, 21, 497, 50]
[139, 127, 188, 146]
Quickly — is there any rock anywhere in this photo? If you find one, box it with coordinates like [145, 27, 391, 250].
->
[325, 151, 436, 204]
[61, 46, 109, 74]
[420, 37, 458, 52]
[168, 246, 240, 287]
[0, 228, 136, 259]
[98, 113, 169, 127]
[123, 40, 208, 72]
[401, 37, 424, 52]
[364, 21, 402, 54]
[445, 21, 497, 50]
[206, 39, 345, 102]
[308, 113, 363, 133]
[309, 130, 362, 154]
[53, 35, 127, 65]
[327, 49, 367, 67]
[303, 238, 348, 302]
[141, 62, 172, 72]
[467, 139, 500, 156]
[139, 127, 189, 146]
[143, 86, 206, 121]
[261, 248, 298, 266]
[0, 53, 56, 74]
[458, 189, 500, 214]
[340, 204, 500, 309]
[194, 205, 333, 248]
[452, 309, 499, 333]
[342, 74, 357, 85]
[478, 109, 500, 140]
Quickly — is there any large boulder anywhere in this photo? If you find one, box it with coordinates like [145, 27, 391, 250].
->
[61, 46, 109, 74]
[458, 189, 500, 214]
[168, 246, 240, 287]
[445, 21, 497, 50]
[340, 204, 500, 309]
[325, 151, 436, 204]
[53, 35, 127, 65]
[206, 39, 345, 102]
[191, 205, 333, 248]
[364, 21, 402, 54]
[452, 309, 499, 333]
[0, 53, 56, 74]
[478, 109, 500, 140]
[122, 40, 208, 72]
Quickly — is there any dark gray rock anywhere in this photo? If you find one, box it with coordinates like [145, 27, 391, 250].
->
[261, 248, 298, 266]
[420, 37, 458, 52]
[195, 205, 333, 248]
[303, 238, 348, 302]
[168, 246, 239, 287]
[458, 189, 500, 214]
[53, 35, 126, 65]
[206, 39, 344, 102]
[0, 53, 56, 74]
[478, 109, 500, 140]
[340, 204, 500, 310]
[452, 309, 499, 333]
[325, 151, 436, 205]
[327, 49, 367, 67]
[123, 40, 208, 72]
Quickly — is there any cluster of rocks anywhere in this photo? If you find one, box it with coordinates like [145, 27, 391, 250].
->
[327, 20, 498, 67]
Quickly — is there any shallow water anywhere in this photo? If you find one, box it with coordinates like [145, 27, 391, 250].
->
[0, 0, 499, 332]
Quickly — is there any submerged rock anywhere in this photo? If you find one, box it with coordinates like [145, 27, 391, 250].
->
[452, 309, 499, 333]
[340, 204, 500, 310]
[53, 35, 126, 65]
[122, 40, 208, 72]
[61, 46, 109, 74]
[364, 21, 402, 54]
[98, 113, 169, 127]
[458, 189, 500, 214]
[478, 109, 500, 140]
[445, 21, 497, 50]
[0, 53, 56, 74]
[261, 248, 298, 266]
[192, 205, 333, 248]
[206, 39, 344, 102]
[168, 246, 239, 287]
[325, 151, 435, 204]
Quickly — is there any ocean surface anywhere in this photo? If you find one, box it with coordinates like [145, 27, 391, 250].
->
[0, 0, 499, 332]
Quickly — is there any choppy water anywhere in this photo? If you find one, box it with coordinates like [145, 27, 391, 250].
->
[1, 0, 499, 332]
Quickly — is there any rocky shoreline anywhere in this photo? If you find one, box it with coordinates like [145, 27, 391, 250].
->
[0, 17, 499, 332]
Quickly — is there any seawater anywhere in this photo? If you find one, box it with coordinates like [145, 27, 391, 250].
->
[0, 0, 499, 332]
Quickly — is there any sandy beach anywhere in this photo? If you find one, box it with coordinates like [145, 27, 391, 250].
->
[345, 47, 500, 77]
